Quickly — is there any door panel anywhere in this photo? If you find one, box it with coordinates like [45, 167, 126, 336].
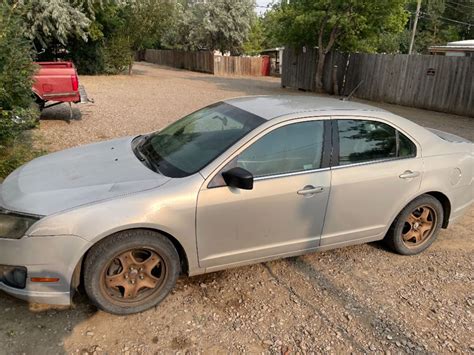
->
[196, 118, 330, 269]
[321, 158, 423, 247]
[197, 170, 331, 268]
[322, 118, 422, 247]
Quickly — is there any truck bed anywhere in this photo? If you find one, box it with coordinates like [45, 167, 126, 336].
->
[33, 62, 81, 103]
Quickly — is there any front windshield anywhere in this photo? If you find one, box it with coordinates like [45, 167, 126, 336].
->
[136, 102, 265, 177]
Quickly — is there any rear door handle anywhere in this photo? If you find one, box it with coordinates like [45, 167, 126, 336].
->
[399, 170, 420, 179]
[297, 185, 324, 195]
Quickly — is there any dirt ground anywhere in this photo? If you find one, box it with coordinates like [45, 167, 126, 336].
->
[1, 62, 473, 354]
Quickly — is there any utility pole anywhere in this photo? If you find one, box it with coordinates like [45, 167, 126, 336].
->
[408, 0, 422, 54]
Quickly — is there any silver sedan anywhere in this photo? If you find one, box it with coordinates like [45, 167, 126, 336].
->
[0, 96, 472, 314]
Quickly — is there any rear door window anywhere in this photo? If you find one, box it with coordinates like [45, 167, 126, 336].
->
[336, 119, 416, 166]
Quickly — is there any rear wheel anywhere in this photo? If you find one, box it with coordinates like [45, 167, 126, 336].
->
[385, 195, 443, 255]
[83, 230, 180, 315]
[33, 95, 45, 111]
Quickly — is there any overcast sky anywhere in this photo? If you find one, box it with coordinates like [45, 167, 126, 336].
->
[255, 0, 272, 15]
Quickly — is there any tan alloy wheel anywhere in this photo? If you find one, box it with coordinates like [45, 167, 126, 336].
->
[401, 205, 437, 248]
[101, 248, 167, 304]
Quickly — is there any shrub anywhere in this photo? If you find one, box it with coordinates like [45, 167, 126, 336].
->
[0, 3, 40, 178]
[103, 35, 132, 74]
[0, 131, 44, 179]
[0, 5, 36, 110]
[68, 39, 106, 75]
[0, 108, 37, 143]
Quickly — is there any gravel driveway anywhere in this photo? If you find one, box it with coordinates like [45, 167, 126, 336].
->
[1, 62, 473, 354]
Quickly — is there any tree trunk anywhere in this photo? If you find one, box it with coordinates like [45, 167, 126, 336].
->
[315, 16, 328, 93]
[128, 55, 133, 75]
[315, 50, 326, 93]
[315, 19, 340, 93]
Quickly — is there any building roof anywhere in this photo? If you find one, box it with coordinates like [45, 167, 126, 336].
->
[260, 47, 284, 54]
[447, 39, 474, 47]
[429, 39, 474, 52]
[224, 95, 385, 120]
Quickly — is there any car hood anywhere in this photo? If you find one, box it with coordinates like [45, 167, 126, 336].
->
[0, 137, 170, 216]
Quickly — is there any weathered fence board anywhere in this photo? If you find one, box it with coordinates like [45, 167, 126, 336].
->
[282, 47, 318, 91]
[144, 49, 265, 77]
[213, 56, 263, 76]
[282, 47, 474, 117]
[144, 49, 214, 74]
[282, 48, 348, 95]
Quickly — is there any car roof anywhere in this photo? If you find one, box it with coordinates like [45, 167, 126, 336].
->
[224, 95, 386, 120]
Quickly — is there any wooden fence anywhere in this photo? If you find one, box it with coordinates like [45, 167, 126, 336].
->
[144, 49, 214, 74]
[282, 47, 474, 117]
[282, 47, 318, 91]
[214, 56, 263, 76]
[144, 49, 264, 77]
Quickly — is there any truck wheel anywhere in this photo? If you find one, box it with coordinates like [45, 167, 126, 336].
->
[385, 194, 443, 255]
[83, 230, 180, 315]
[33, 95, 45, 111]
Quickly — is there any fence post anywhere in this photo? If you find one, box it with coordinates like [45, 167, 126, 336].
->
[332, 65, 339, 96]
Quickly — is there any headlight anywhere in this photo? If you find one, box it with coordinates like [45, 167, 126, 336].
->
[0, 210, 40, 239]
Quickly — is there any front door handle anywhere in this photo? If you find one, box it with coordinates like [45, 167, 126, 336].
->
[297, 185, 324, 196]
[399, 170, 420, 179]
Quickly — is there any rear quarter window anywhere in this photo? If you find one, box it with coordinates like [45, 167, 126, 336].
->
[398, 132, 417, 158]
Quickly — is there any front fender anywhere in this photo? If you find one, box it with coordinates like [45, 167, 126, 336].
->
[28, 174, 205, 275]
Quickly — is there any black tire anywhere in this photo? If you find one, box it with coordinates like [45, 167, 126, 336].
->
[83, 229, 180, 315]
[385, 194, 443, 255]
[33, 95, 45, 111]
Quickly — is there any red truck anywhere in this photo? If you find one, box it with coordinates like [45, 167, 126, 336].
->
[32, 62, 91, 119]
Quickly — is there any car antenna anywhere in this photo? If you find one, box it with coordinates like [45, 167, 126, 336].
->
[341, 80, 363, 101]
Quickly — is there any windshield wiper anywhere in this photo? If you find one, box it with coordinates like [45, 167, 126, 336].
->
[133, 136, 161, 173]
[140, 135, 164, 162]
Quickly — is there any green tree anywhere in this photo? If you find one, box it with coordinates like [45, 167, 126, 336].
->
[67, 1, 124, 74]
[170, 0, 255, 54]
[67, 0, 180, 74]
[120, 0, 178, 72]
[122, 0, 178, 50]
[267, 0, 408, 92]
[242, 16, 266, 55]
[18, 0, 91, 49]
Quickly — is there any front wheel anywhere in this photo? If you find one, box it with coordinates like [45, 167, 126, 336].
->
[83, 230, 180, 315]
[385, 195, 443, 255]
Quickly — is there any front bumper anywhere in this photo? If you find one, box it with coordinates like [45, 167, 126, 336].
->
[0, 234, 91, 306]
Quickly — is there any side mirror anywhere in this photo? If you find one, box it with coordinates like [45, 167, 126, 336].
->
[222, 167, 254, 190]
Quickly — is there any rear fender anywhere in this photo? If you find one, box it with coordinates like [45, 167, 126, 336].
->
[32, 87, 45, 101]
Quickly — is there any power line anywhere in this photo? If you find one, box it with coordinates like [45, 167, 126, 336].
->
[445, 1, 474, 10]
[445, 2, 466, 13]
[420, 11, 474, 26]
